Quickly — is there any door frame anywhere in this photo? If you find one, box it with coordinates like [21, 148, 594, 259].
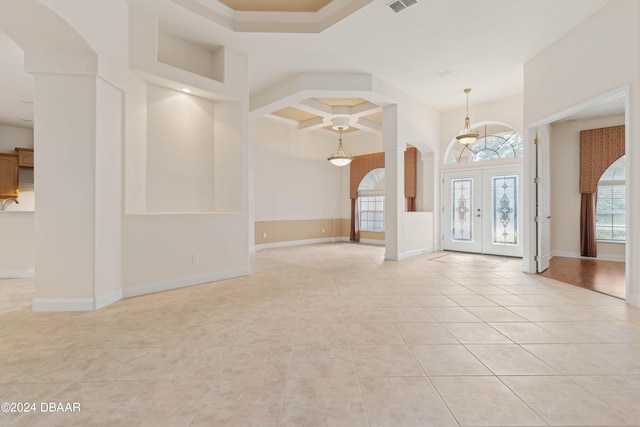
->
[442, 159, 524, 257]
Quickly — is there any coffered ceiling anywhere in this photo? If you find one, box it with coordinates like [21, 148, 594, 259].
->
[269, 97, 383, 133]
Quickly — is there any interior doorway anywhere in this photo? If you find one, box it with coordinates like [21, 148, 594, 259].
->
[526, 87, 628, 300]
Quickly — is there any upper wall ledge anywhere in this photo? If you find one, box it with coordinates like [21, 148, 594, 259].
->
[129, 6, 248, 101]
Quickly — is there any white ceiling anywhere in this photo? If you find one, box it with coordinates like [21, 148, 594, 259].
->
[0, 0, 616, 128]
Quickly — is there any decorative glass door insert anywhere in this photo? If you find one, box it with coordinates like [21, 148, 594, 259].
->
[452, 178, 474, 242]
[492, 175, 518, 245]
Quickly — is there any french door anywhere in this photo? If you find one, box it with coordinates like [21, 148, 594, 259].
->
[443, 166, 522, 257]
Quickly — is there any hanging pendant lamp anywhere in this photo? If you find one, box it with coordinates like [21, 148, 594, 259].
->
[456, 88, 479, 146]
[327, 126, 353, 167]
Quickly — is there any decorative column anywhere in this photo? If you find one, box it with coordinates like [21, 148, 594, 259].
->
[31, 72, 123, 311]
[383, 104, 403, 260]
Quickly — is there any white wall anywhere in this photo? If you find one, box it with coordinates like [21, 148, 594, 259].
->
[254, 117, 382, 222]
[440, 95, 524, 157]
[0, 212, 34, 277]
[401, 212, 434, 258]
[524, 1, 637, 124]
[0, 123, 33, 150]
[550, 114, 625, 261]
[33, 74, 98, 303]
[122, 212, 248, 293]
[146, 84, 216, 212]
[214, 101, 242, 212]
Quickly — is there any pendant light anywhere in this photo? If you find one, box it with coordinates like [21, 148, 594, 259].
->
[455, 88, 479, 146]
[327, 126, 353, 167]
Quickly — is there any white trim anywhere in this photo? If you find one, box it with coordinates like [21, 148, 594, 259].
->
[0, 269, 35, 279]
[254, 237, 387, 251]
[397, 248, 432, 260]
[524, 86, 631, 278]
[627, 292, 640, 307]
[552, 251, 625, 263]
[122, 266, 251, 298]
[527, 87, 628, 128]
[96, 289, 123, 310]
[255, 237, 343, 251]
[359, 238, 385, 246]
[32, 298, 96, 312]
[249, 245, 256, 254]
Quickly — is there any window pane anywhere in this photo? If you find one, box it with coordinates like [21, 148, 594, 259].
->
[612, 214, 625, 226]
[596, 180, 625, 242]
[358, 196, 385, 232]
[613, 229, 626, 240]
[596, 228, 612, 240]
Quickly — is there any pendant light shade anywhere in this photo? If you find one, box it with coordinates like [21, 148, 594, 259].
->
[327, 126, 353, 167]
[456, 88, 479, 146]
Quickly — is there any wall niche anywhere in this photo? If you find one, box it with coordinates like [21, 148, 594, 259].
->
[157, 31, 225, 83]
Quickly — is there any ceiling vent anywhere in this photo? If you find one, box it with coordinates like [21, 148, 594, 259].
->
[388, 0, 418, 13]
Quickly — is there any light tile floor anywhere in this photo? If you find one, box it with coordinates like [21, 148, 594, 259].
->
[1, 243, 640, 426]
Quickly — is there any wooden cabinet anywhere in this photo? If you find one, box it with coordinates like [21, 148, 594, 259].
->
[0, 153, 19, 198]
[15, 147, 34, 167]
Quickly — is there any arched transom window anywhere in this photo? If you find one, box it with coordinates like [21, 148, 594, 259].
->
[446, 124, 524, 164]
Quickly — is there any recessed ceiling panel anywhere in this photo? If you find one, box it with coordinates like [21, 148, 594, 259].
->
[313, 97, 370, 107]
[218, 0, 333, 12]
[362, 112, 383, 124]
[271, 106, 320, 122]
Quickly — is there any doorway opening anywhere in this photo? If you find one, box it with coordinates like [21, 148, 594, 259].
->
[443, 122, 524, 258]
[527, 87, 627, 300]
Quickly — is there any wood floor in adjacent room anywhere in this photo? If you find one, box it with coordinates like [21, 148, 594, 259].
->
[539, 256, 626, 300]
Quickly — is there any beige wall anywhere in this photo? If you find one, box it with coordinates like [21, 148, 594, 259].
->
[360, 231, 385, 241]
[255, 218, 349, 245]
[550, 114, 625, 261]
[254, 218, 384, 247]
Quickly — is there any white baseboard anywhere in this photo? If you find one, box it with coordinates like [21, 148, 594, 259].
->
[626, 292, 640, 307]
[359, 238, 385, 246]
[552, 251, 625, 262]
[397, 247, 434, 261]
[0, 269, 35, 279]
[32, 298, 97, 312]
[255, 237, 343, 251]
[96, 289, 123, 310]
[122, 266, 251, 298]
[32, 288, 124, 312]
[32, 268, 250, 311]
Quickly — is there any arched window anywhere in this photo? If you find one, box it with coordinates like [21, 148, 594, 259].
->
[596, 155, 626, 242]
[358, 168, 385, 232]
[446, 124, 524, 164]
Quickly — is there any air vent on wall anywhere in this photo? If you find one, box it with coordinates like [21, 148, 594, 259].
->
[388, 0, 418, 13]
